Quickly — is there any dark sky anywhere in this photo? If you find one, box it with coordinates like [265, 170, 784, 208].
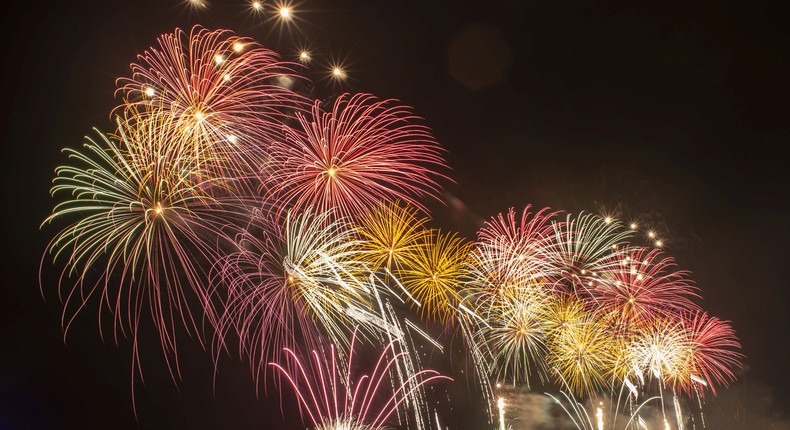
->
[2, 0, 789, 428]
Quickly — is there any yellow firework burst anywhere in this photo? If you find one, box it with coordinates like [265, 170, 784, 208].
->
[354, 201, 429, 272]
[543, 294, 590, 344]
[398, 229, 471, 323]
[548, 310, 616, 396]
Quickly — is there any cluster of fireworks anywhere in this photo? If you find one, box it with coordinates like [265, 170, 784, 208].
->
[41, 24, 741, 430]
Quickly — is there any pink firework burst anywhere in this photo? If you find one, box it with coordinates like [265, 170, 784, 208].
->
[592, 247, 700, 330]
[115, 25, 310, 187]
[214, 208, 369, 383]
[679, 311, 743, 396]
[471, 205, 561, 291]
[270, 333, 451, 430]
[267, 93, 449, 219]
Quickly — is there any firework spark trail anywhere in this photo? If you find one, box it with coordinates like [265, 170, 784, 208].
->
[367, 273, 445, 430]
[270, 330, 451, 430]
[267, 93, 449, 219]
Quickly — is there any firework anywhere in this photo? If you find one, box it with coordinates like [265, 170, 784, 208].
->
[397, 229, 471, 323]
[270, 332, 451, 430]
[542, 213, 633, 295]
[216, 208, 373, 381]
[677, 311, 742, 395]
[116, 25, 309, 189]
[354, 200, 429, 273]
[486, 285, 552, 387]
[547, 308, 616, 396]
[592, 247, 699, 332]
[477, 205, 558, 265]
[543, 294, 592, 345]
[467, 206, 558, 296]
[267, 93, 448, 218]
[626, 317, 691, 390]
[41, 113, 238, 374]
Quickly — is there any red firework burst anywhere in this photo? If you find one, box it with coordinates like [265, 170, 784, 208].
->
[592, 247, 700, 330]
[266, 93, 448, 219]
[115, 25, 310, 187]
[679, 311, 743, 395]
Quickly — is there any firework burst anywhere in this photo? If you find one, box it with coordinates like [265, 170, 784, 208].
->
[267, 93, 448, 218]
[216, 208, 371, 381]
[677, 311, 742, 395]
[592, 247, 699, 332]
[116, 25, 309, 189]
[354, 200, 429, 273]
[547, 310, 617, 396]
[542, 213, 634, 294]
[41, 113, 238, 375]
[486, 285, 552, 386]
[397, 229, 471, 324]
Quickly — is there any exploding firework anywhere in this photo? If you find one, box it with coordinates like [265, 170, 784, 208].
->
[354, 200, 429, 273]
[397, 229, 471, 323]
[267, 93, 448, 218]
[467, 206, 559, 296]
[677, 311, 742, 395]
[485, 285, 552, 387]
[477, 205, 558, 267]
[270, 332, 451, 430]
[216, 208, 371, 381]
[542, 213, 633, 295]
[626, 317, 692, 393]
[38, 18, 746, 428]
[41, 113, 239, 374]
[547, 309, 617, 396]
[116, 25, 309, 189]
[592, 247, 699, 332]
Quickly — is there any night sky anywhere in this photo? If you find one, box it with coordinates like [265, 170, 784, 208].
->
[2, 1, 789, 428]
